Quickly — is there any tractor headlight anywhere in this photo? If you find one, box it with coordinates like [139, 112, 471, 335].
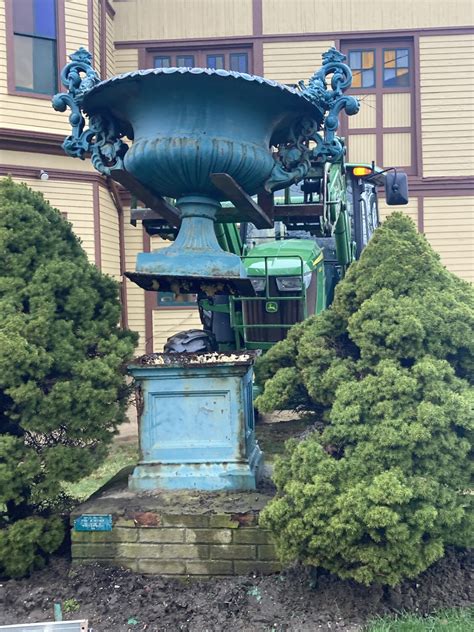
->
[275, 273, 312, 292]
[276, 276, 303, 291]
[250, 278, 266, 292]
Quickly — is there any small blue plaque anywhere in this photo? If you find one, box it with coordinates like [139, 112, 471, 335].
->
[74, 514, 113, 532]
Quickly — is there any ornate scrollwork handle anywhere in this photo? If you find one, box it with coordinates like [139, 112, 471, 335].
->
[52, 48, 128, 175]
[300, 47, 360, 163]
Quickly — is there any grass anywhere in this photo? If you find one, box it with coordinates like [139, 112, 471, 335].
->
[365, 607, 474, 632]
[63, 440, 138, 501]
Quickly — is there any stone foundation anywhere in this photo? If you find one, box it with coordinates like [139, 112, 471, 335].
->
[71, 469, 281, 577]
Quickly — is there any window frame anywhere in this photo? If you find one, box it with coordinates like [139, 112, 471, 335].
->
[342, 39, 417, 175]
[148, 45, 253, 74]
[156, 292, 199, 309]
[5, 0, 66, 100]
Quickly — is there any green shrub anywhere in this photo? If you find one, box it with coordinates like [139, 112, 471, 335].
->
[0, 179, 137, 577]
[258, 213, 473, 585]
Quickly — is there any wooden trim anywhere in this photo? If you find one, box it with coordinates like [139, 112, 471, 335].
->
[114, 25, 474, 49]
[106, 177, 128, 329]
[88, 0, 95, 59]
[5, 0, 67, 97]
[142, 229, 154, 354]
[93, 182, 102, 268]
[417, 195, 424, 233]
[105, 0, 115, 18]
[252, 0, 263, 75]
[100, 0, 107, 79]
[0, 128, 66, 155]
[413, 33, 423, 177]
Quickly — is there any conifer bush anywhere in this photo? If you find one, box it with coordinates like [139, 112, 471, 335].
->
[257, 213, 473, 585]
[0, 179, 137, 577]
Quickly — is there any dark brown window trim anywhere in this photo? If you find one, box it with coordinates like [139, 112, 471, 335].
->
[144, 43, 254, 73]
[5, 0, 66, 99]
[153, 304, 199, 311]
[115, 25, 474, 49]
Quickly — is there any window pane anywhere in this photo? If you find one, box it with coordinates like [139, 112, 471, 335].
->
[13, 0, 56, 38]
[230, 53, 248, 73]
[34, 0, 56, 38]
[13, 0, 34, 34]
[207, 54, 224, 70]
[397, 48, 409, 67]
[349, 51, 361, 69]
[351, 71, 362, 88]
[157, 292, 197, 307]
[154, 56, 171, 68]
[362, 69, 375, 88]
[33, 37, 56, 93]
[176, 55, 194, 67]
[384, 50, 396, 67]
[14, 34, 34, 90]
[362, 51, 374, 69]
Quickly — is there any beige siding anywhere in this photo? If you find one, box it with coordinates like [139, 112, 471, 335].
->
[65, 0, 89, 54]
[0, 2, 69, 134]
[383, 132, 412, 167]
[263, 40, 335, 84]
[349, 94, 376, 129]
[93, 0, 101, 73]
[105, 11, 115, 76]
[378, 197, 418, 226]
[263, 0, 474, 34]
[0, 149, 97, 172]
[347, 134, 377, 164]
[153, 309, 202, 353]
[114, 0, 252, 41]
[424, 196, 474, 283]
[115, 48, 140, 74]
[420, 34, 474, 177]
[383, 93, 411, 128]
[99, 187, 120, 280]
[7, 176, 96, 263]
[123, 208, 146, 355]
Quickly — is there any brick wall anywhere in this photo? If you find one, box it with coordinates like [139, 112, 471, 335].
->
[71, 512, 281, 576]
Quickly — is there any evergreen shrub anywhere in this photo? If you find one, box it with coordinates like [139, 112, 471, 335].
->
[257, 213, 473, 585]
[0, 179, 137, 577]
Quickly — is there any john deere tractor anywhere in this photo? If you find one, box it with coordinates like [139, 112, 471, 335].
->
[133, 156, 409, 353]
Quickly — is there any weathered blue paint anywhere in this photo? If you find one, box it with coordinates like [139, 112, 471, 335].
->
[128, 354, 263, 491]
[52, 49, 358, 286]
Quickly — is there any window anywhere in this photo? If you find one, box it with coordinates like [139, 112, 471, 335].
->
[157, 292, 198, 308]
[348, 49, 375, 88]
[342, 40, 416, 174]
[12, 0, 57, 94]
[152, 48, 251, 73]
[383, 48, 410, 87]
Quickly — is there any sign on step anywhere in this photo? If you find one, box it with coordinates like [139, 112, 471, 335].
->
[0, 621, 88, 631]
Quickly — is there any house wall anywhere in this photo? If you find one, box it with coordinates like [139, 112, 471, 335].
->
[113, 0, 253, 41]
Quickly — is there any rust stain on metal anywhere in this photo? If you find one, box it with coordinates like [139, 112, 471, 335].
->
[131, 350, 260, 368]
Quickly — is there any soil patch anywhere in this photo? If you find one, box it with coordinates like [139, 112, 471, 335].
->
[1, 548, 472, 631]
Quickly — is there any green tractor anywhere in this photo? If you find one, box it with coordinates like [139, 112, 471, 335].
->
[133, 157, 409, 354]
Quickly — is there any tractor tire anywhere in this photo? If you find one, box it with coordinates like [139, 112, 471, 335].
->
[164, 329, 217, 354]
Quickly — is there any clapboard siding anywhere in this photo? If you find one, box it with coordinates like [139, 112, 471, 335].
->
[420, 34, 474, 177]
[262, 40, 335, 84]
[262, 0, 473, 34]
[378, 198, 418, 226]
[99, 186, 120, 280]
[65, 0, 89, 53]
[93, 0, 101, 72]
[8, 176, 96, 263]
[114, 0, 252, 41]
[105, 10, 115, 76]
[424, 196, 474, 283]
[115, 48, 139, 74]
[153, 309, 202, 353]
[123, 207, 146, 355]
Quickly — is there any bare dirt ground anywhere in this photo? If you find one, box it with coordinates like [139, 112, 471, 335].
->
[1, 548, 472, 631]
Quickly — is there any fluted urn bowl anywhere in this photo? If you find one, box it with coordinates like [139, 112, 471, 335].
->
[82, 68, 324, 292]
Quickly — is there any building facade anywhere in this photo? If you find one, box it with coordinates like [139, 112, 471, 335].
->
[1, 0, 473, 354]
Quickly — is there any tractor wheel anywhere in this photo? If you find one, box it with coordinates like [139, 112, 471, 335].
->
[164, 329, 217, 354]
